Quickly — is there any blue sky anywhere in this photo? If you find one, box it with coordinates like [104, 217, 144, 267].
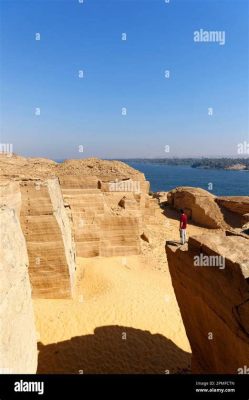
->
[0, 0, 248, 159]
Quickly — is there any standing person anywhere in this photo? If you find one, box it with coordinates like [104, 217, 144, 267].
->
[179, 209, 187, 245]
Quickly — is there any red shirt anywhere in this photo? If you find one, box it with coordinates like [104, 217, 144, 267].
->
[180, 214, 187, 229]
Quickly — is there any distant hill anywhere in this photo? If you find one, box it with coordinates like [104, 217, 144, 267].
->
[121, 158, 249, 170]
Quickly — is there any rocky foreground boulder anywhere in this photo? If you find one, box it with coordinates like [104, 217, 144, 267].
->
[166, 233, 249, 373]
[0, 181, 37, 373]
[216, 196, 249, 215]
[216, 197, 249, 231]
[167, 187, 225, 229]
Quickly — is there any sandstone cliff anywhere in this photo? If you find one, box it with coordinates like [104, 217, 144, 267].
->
[20, 178, 76, 299]
[166, 233, 249, 374]
[0, 181, 37, 373]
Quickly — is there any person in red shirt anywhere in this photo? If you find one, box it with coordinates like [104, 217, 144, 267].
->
[179, 209, 188, 245]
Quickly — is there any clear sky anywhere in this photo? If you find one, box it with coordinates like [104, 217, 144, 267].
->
[0, 0, 248, 159]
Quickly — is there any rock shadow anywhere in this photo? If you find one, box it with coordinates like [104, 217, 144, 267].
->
[37, 325, 191, 374]
[217, 204, 244, 229]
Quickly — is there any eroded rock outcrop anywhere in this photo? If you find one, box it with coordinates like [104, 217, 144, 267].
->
[216, 196, 249, 216]
[0, 181, 37, 373]
[166, 233, 249, 374]
[20, 178, 76, 299]
[167, 187, 225, 228]
[214, 196, 249, 232]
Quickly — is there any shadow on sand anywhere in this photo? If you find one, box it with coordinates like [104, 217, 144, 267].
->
[37, 325, 191, 374]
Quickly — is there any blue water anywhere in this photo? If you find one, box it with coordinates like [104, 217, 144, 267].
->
[125, 162, 249, 196]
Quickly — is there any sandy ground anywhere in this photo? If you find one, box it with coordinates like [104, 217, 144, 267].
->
[34, 256, 190, 374]
[34, 204, 219, 374]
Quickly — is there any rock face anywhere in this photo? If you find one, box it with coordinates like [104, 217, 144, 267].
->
[60, 175, 104, 257]
[20, 178, 76, 299]
[216, 196, 249, 216]
[167, 187, 225, 228]
[0, 181, 37, 373]
[166, 233, 249, 374]
[0, 179, 22, 215]
[100, 216, 140, 257]
[60, 176, 143, 257]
